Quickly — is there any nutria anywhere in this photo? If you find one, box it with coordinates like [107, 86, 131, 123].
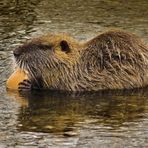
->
[13, 30, 148, 91]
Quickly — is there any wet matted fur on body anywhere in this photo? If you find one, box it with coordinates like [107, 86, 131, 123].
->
[13, 30, 148, 91]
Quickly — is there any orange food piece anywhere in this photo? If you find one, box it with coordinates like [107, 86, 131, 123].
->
[6, 69, 28, 90]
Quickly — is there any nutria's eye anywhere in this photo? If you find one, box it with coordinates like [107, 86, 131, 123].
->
[60, 40, 70, 53]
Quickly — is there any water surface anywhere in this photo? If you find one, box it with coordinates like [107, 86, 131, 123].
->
[0, 0, 148, 147]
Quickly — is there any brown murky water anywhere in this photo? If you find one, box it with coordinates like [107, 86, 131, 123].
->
[0, 0, 148, 147]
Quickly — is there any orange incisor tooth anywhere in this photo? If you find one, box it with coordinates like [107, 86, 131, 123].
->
[6, 69, 28, 90]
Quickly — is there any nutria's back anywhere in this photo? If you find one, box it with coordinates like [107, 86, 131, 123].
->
[13, 30, 148, 91]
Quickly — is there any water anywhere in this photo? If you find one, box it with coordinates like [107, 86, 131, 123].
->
[0, 0, 148, 147]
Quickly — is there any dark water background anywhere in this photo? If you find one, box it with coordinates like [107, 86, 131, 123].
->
[0, 0, 148, 147]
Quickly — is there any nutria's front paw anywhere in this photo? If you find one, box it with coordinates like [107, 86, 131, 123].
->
[18, 79, 32, 91]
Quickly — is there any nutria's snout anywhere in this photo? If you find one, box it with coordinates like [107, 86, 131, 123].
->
[13, 44, 29, 58]
[13, 46, 22, 58]
[13, 43, 53, 58]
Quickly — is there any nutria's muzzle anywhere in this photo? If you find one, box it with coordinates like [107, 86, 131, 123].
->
[13, 43, 52, 58]
[13, 47, 21, 58]
[13, 43, 53, 90]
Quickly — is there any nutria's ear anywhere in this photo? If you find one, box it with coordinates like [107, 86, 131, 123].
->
[60, 40, 70, 53]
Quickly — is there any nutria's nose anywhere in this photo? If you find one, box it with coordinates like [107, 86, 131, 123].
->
[13, 47, 22, 57]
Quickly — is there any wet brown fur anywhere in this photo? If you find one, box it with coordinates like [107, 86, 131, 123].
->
[14, 30, 148, 91]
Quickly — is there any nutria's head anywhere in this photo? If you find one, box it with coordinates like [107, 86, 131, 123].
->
[13, 33, 83, 90]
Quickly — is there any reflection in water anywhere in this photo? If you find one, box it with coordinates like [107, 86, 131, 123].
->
[7, 89, 148, 134]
